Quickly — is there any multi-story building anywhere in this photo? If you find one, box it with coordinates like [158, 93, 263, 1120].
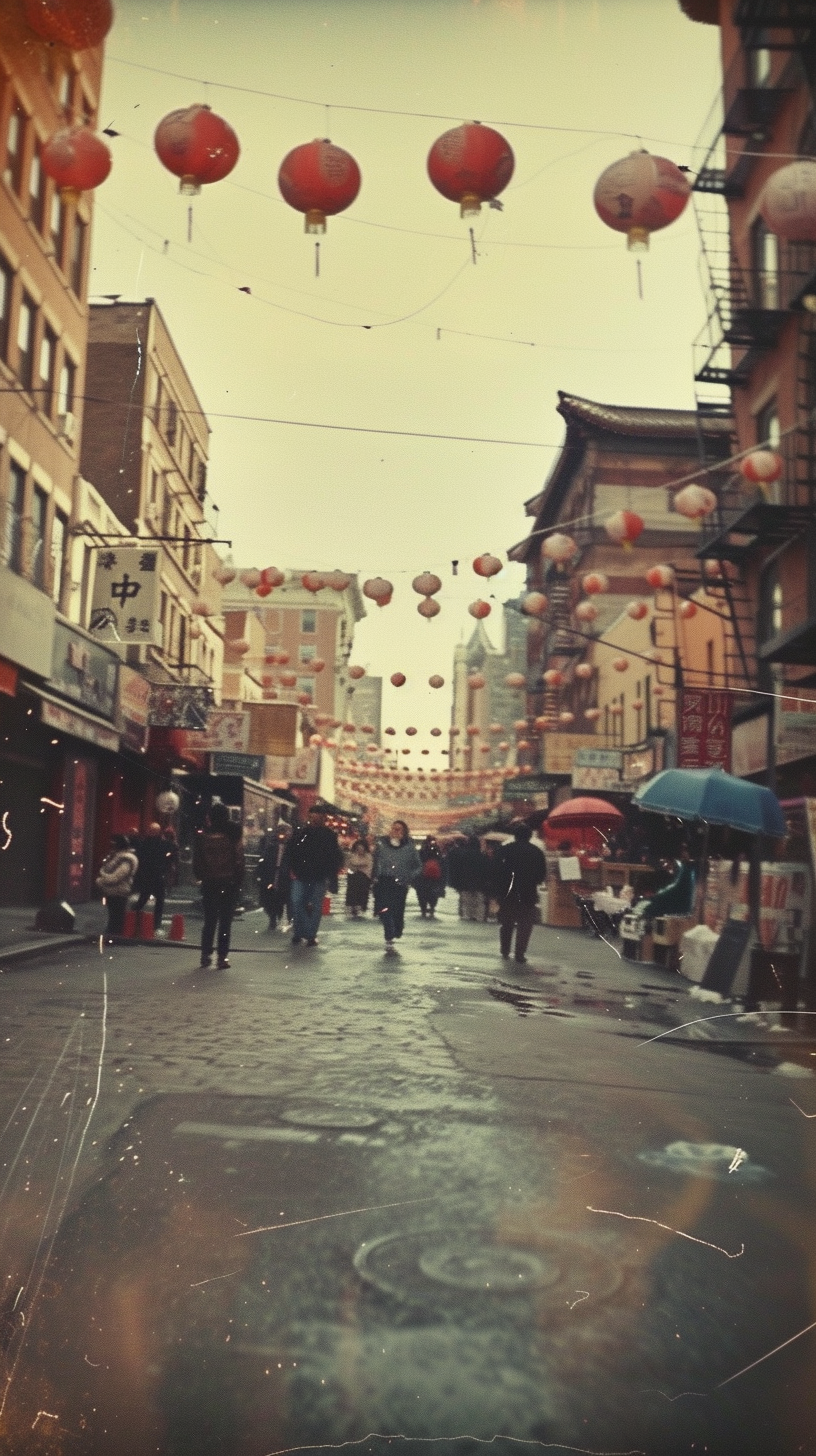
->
[449, 601, 528, 771]
[0, 24, 111, 904]
[508, 392, 734, 779]
[679, 0, 816, 795]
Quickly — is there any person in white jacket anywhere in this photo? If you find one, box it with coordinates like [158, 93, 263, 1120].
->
[96, 834, 139, 940]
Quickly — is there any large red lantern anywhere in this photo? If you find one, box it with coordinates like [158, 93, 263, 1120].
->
[23, 0, 112, 49]
[473, 552, 502, 578]
[363, 576, 393, 607]
[593, 151, 691, 251]
[740, 450, 783, 492]
[542, 532, 578, 565]
[427, 122, 514, 218]
[604, 510, 644, 549]
[278, 139, 361, 233]
[759, 159, 816, 243]
[41, 126, 111, 202]
[154, 105, 240, 196]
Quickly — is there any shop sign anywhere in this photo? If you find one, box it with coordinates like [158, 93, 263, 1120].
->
[622, 745, 655, 781]
[149, 683, 212, 730]
[504, 773, 554, 802]
[677, 689, 732, 770]
[88, 547, 162, 646]
[247, 703, 298, 758]
[572, 765, 622, 791]
[191, 710, 249, 753]
[117, 666, 150, 753]
[732, 713, 767, 779]
[212, 752, 265, 781]
[41, 697, 119, 752]
[573, 748, 622, 768]
[50, 621, 119, 719]
[543, 733, 600, 775]
[0, 564, 55, 677]
[264, 747, 319, 787]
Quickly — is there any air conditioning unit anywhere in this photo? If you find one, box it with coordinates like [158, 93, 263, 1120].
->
[58, 411, 76, 443]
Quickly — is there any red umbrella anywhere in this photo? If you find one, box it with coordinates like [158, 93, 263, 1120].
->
[543, 797, 624, 852]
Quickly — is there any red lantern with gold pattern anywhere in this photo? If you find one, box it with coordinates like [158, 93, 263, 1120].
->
[155, 105, 240, 196]
[278, 138, 361, 233]
[427, 122, 514, 218]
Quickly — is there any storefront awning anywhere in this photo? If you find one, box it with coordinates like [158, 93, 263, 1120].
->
[28, 687, 120, 752]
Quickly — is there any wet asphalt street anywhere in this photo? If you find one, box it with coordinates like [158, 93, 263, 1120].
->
[1, 896, 815, 1456]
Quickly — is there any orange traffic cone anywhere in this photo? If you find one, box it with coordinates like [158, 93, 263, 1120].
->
[169, 914, 185, 941]
[138, 909, 154, 940]
[123, 908, 137, 938]
[322, 895, 331, 916]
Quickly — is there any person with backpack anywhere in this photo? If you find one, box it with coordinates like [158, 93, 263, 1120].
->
[133, 821, 172, 933]
[287, 805, 344, 947]
[96, 834, 139, 941]
[414, 835, 445, 919]
[496, 821, 547, 965]
[193, 802, 245, 969]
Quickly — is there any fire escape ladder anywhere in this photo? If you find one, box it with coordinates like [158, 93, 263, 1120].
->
[651, 587, 680, 688]
[541, 573, 575, 721]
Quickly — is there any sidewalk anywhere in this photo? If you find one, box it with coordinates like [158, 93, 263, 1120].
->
[0, 901, 106, 964]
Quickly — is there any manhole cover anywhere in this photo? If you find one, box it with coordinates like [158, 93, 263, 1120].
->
[354, 1229, 622, 1309]
[280, 1107, 380, 1130]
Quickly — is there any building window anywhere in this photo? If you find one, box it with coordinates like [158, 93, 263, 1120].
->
[29, 146, 46, 231]
[196, 458, 207, 502]
[51, 510, 67, 606]
[69, 214, 86, 297]
[3, 103, 26, 194]
[17, 293, 36, 391]
[165, 398, 177, 446]
[58, 354, 76, 416]
[39, 324, 56, 413]
[300, 643, 316, 662]
[748, 46, 771, 88]
[751, 218, 779, 311]
[756, 399, 780, 449]
[301, 609, 316, 635]
[0, 256, 11, 360]
[4, 461, 26, 573]
[30, 485, 47, 588]
[50, 190, 65, 266]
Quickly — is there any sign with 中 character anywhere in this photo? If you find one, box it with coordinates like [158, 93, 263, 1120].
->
[88, 547, 162, 645]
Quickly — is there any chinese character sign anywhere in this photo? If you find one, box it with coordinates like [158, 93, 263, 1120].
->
[88, 548, 162, 645]
[677, 690, 732, 770]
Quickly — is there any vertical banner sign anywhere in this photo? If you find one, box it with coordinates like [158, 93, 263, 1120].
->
[88, 548, 162, 645]
[677, 689, 732, 771]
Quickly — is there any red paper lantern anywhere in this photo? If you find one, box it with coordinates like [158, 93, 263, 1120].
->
[632, 699, 644, 712]
[521, 591, 548, 618]
[759, 159, 816, 243]
[406, 726, 418, 736]
[418, 598, 441, 619]
[298, 692, 312, 706]
[574, 663, 593, 680]
[362, 576, 393, 606]
[490, 723, 503, 733]
[593, 150, 691, 251]
[412, 571, 442, 597]
[325, 569, 351, 592]
[575, 600, 598, 623]
[645, 564, 674, 590]
[279, 671, 297, 688]
[278, 139, 361, 233]
[23, 0, 112, 49]
[739, 449, 783, 487]
[41, 126, 111, 202]
[467, 724, 480, 736]
[468, 672, 486, 689]
[348, 665, 366, 680]
[310, 658, 326, 673]
[505, 672, 526, 689]
[473, 552, 502, 578]
[517, 740, 531, 752]
[429, 675, 445, 689]
[390, 673, 406, 688]
[155, 105, 240, 196]
[673, 484, 717, 521]
[604, 509, 644, 549]
[679, 600, 698, 620]
[558, 711, 575, 725]
[260, 566, 285, 589]
[240, 568, 261, 589]
[430, 727, 442, 737]
[302, 571, 325, 594]
[543, 669, 563, 688]
[468, 599, 491, 619]
[626, 599, 649, 620]
[427, 122, 514, 217]
[256, 582, 273, 598]
[612, 656, 629, 672]
[582, 572, 609, 595]
[542, 532, 577, 565]
[385, 726, 396, 735]
[584, 707, 601, 723]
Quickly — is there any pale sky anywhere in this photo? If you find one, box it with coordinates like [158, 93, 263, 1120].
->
[90, 0, 721, 749]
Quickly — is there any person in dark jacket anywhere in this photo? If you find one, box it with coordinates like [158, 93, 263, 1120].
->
[287, 806, 344, 946]
[193, 802, 245, 969]
[414, 835, 445, 919]
[496, 821, 547, 964]
[456, 835, 490, 921]
[134, 822, 171, 932]
[257, 824, 292, 931]
[372, 820, 422, 951]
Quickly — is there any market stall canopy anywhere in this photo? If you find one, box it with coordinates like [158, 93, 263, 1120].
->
[544, 797, 625, 832]
[634, 768, 785, 837]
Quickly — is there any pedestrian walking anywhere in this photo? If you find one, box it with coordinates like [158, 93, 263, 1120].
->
[372, 819, 421, 952]
[414, 835, 445, 919]
[345, 837, 373, 916]
[193, 803, 245, 969]
[96, 834, 139, 941]
[496, 821, 547, 965]
[133, 822, 171, 933]
[287, 806, 344, 947]
[455, 835, 490, 921]
[257, 824, 292, 931]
